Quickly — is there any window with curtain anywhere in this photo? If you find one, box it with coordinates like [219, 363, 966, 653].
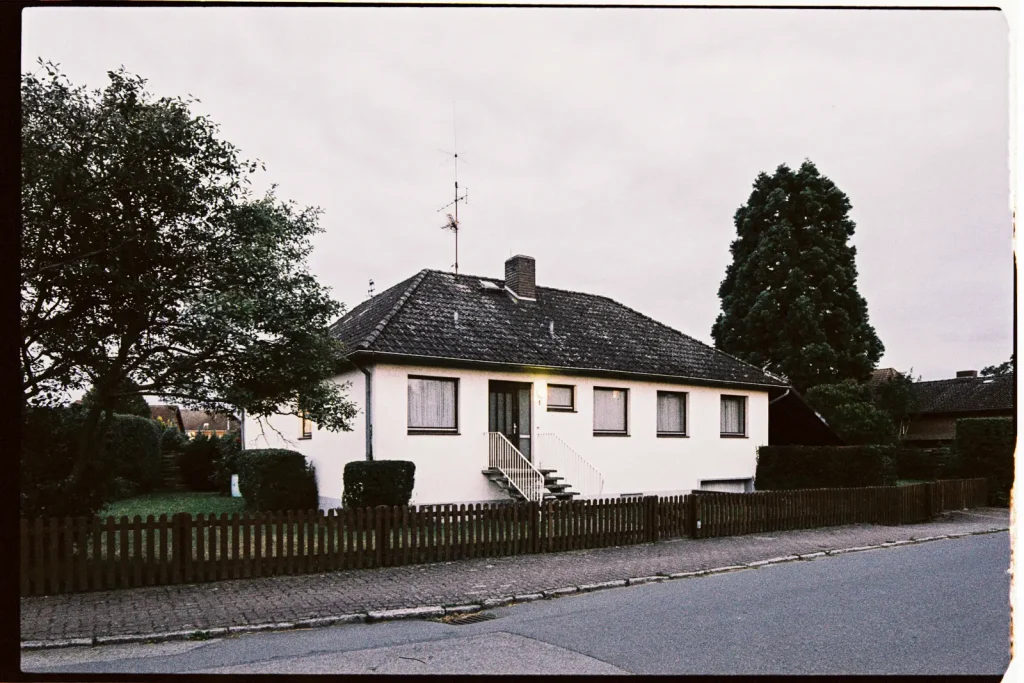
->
[657, 392, 687, 435]
[408, 377, 458, 432]
[720, 395, 746, 436]
[547, 384, 575, 411]
[594, 387, 628, 434]
[299, 411, 312, 439]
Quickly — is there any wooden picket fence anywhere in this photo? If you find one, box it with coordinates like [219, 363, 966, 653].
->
[19, 479, 987, 597]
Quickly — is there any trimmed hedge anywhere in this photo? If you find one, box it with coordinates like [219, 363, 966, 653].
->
[178, 433, 223, 492]
[236, 449, 318, 512]
[956, 417, 1015, 506]
[101, 414, 162, 497]
[343, 460, 416, 509]
[755, 445, 897, 490]
[892, 447, 967, 481]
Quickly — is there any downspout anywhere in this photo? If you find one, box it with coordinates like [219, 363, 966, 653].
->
[356, 363, 374, 461]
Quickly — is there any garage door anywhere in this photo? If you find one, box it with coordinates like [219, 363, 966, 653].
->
[700, 479, 752, 493]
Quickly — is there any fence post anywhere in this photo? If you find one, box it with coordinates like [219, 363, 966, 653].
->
[643, 496, 657, 543]
[685, 494, 696, 538]
[172, 513, 190, 583]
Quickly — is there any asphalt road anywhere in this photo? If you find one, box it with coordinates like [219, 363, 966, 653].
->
[22, 531, 1010, 675]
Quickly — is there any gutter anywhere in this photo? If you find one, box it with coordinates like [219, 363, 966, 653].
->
[347, 350, 787, 392]
[769, 388, 791, 406]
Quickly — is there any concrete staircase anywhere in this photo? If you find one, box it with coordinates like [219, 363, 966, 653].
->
[482, 467, 579, 502]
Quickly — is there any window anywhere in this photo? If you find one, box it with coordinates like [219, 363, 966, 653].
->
[408, 376, 458, 433]
[299, 412, 312, 440]
[547, 384, 575, 411]
[720, 395, 747, 436]
[657, 392, 687, 436]
[594, 387, 628, 435]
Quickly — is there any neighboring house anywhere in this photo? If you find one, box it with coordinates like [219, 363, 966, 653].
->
[901, 370, 1014, 447]
[182, 409, 240, 439]
[149, 404, 186, 433]
[244, 255, 790, 508]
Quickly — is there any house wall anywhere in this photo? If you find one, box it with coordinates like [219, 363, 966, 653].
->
[242, 363, 770, 508]
[372, 363, 769, 505]
[242, 368, 366, 508]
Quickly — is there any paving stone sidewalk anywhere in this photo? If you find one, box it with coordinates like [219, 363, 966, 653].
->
[21, 508, 1009, 643]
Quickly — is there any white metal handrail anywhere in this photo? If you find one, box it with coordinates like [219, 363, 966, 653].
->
[488, 432, 546, 502]
[536, 432, 605, 498]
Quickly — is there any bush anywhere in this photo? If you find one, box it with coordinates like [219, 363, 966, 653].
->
[343, 460, 416, 508]
[956, 417, 1015, 506]
[21, 405, 117, 519]
[178, 432, 222, 491]
[755, 445, 897, 490]
[211, 434, 243, 495]
[236, 449, 318, 511]
[100, 414, 163, 496]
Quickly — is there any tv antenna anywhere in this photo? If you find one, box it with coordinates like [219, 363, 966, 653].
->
[437, 103, 468, 274]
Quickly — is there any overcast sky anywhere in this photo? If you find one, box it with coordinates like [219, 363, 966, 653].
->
[23, 6, 1012, 382]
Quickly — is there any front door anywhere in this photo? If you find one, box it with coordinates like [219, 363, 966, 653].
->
[489, 381, 533, 462]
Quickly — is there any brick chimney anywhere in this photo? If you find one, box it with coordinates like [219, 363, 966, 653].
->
[956, 370, 978, 378]
[504, 255, 536, 299]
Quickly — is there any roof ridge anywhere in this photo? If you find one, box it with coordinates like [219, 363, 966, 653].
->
[360, 269, 430, 350]
[915, 374, 1013, 385]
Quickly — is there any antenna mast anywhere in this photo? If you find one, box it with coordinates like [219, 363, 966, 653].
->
[437, 103, 468, 274]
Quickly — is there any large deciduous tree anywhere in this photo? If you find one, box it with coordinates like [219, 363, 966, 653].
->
[21, 61, 357, 504]
[711, 160, 884, 392]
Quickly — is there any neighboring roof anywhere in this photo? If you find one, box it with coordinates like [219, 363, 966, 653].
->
[910, 373, 1014, 415]
[149, 404, 185, 431]
[181, 409, 240, 432]
[768, 387, 844, 446]
[330, 269, 787, 388]
[868, 367, 900, 388]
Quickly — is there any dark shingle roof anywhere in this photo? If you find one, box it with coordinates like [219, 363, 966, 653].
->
[911, 373, 1014, 415]
[330, 269, 786, 388]
[149, 404, 184, 431]
[181, 410, 239, 432]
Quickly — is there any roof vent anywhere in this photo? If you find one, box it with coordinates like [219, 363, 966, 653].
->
[549, 320, 555, 338]
[479, 280, 501, 292]
[956, 370, 978, 378]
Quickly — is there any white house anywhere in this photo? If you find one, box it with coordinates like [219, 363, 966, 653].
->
[244, 255, 790, 508]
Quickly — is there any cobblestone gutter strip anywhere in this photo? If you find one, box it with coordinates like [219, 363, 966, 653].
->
[20, 526, 1007, 651]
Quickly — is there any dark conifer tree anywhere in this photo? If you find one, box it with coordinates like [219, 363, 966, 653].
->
[711, 160, 883, 392]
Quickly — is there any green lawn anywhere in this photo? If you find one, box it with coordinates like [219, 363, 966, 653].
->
[100, 492, 246, 519]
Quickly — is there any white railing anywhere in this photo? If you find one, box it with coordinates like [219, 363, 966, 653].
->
[536, 433, 605, 498]
[488, 432, 546, 502]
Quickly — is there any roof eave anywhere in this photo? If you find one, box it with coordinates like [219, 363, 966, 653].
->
[346, 349, 787, 391]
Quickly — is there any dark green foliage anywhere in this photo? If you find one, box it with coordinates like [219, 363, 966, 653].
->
[981, 354, 1014, 376]
[805, 380, 896, 445]
[81, 379, 152, 418]
[155, 419, 188, 454]
[892, 447, 962, 481]
[178, 433, 222, 492]
[21, 61, 357, 498]
[711, 160, 884, 392]
[342, 461, 416, 508]
[211, 434, 243, 495]
[100, 414, 163, 497]
[955, 417, 1015, 506]
[755, 445, 897, 490]
[868, 370, 917, 427]
[235, 449, 318, 512]
[21, 405, 116, 518]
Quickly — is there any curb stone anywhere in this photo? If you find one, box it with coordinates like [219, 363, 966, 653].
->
[626, 576, 665, 586]
[747, 555, 799, 567]
[20, 526, 1010, 651]
[482, 597, 514, 608]
[579, 580, 627, 592]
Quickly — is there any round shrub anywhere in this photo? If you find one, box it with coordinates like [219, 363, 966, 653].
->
[343, 460, 416, 509]
[21, 405, 117, 519]
[237, 449, 318, 512]
[101, 414, 162, 495]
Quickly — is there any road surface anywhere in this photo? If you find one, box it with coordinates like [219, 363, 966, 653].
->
[22, 531, 1010, 675]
